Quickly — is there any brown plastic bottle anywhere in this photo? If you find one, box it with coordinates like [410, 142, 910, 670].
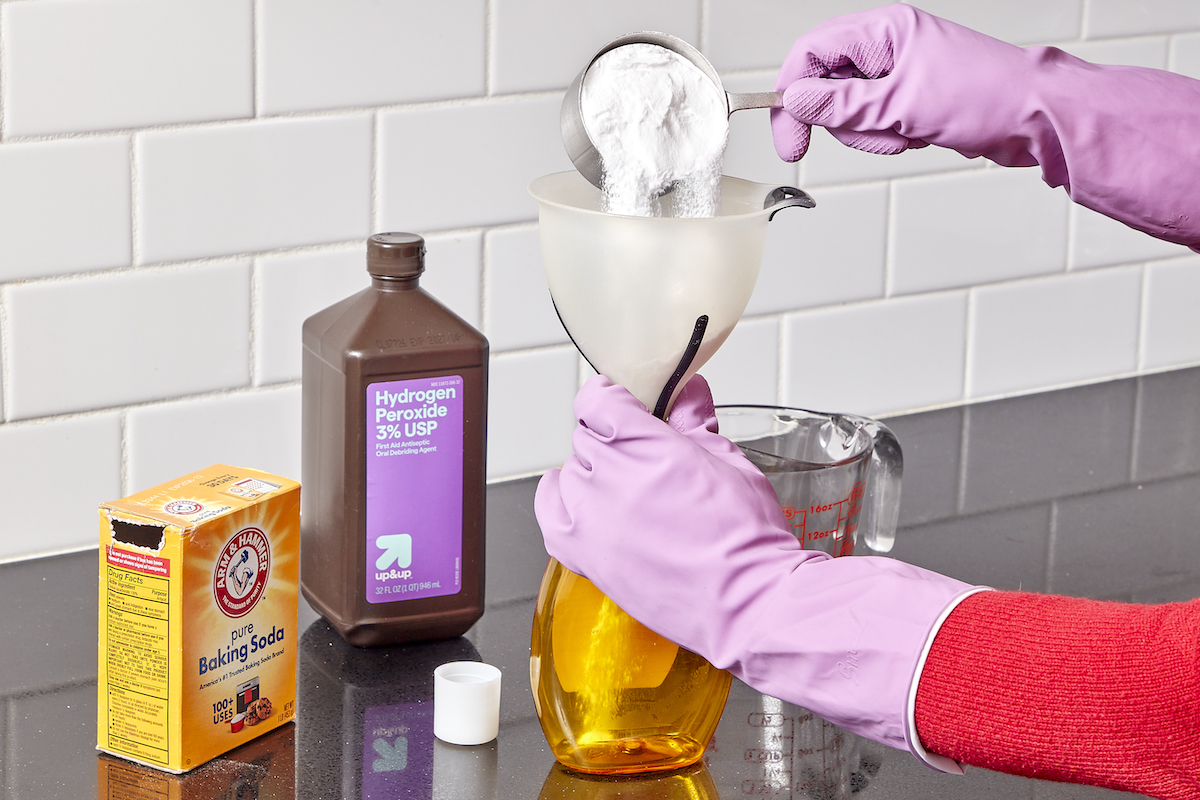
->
[301, 233, 488, 646]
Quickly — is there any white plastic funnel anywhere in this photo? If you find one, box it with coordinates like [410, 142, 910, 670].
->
[530, 171, 813, 416]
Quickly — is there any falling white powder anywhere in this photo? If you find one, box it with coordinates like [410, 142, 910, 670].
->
[581, 43, 729, 218]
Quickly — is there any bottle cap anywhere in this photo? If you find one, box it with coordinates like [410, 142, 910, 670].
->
[367, 232, 425, 278]
[433, 661, 502, 745]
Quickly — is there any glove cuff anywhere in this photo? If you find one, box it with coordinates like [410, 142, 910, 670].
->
[904, 585, 994, 773]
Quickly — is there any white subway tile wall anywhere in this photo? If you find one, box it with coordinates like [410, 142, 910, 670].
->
[126, 385, 301, 492]
[703, 316, 780, 406]
[1173, 32, 1200, 77]
[6, 263, 252, 419]
[890, 168, 1070, 295]
[1, 0, 253, 136]
[969, 267, 1143, 399]
[486, 347, 580, 480]
[483, 225, 570, 353]
[0, 413, 122, 560]
[136, 116, 373, 263]
[781, 291, 970, 415]
[0, 0, 1197, 560]
[490, 0, 701, 94]
[419, 230, 486, 329]
[255, 246, 370, 385]
[1142, 255, 1200, 370]
[0, 137, 132, 281]
[1058, 35, 1170, 69]
[258, 0, 487, 115]
[747, 182, 889, 315]
[1084, 0, 1200, 39]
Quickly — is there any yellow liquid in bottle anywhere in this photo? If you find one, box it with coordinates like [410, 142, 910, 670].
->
[530, 558, 732, 775]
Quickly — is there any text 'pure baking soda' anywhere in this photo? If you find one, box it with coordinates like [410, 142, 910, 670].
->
[98, 465, 299, 773]
[581, 42, 729, 218]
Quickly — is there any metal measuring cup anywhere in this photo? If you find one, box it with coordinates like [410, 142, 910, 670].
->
[562, 31, 784, 189]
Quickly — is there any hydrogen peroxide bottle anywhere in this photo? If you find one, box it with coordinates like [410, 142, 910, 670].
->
[530, 558, 732, 774]
[301, 233, 488, 646]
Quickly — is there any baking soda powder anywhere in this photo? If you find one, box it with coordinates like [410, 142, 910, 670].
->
[581, 43, 728, 218]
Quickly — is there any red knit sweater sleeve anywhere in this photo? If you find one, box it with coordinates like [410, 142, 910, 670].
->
[914, 591, 1200, 800]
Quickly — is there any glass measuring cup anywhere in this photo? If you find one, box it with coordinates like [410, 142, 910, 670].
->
[715, 406, 903, 555]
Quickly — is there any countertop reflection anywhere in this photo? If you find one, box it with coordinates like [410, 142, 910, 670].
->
[3, 367, 1198, 799]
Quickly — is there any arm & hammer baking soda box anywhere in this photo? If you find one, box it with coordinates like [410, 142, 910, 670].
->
[98, 465, 299, 773]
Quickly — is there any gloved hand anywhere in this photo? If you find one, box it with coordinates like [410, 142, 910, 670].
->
[771, 3, 1200, 250]
[535, 374, 984, 762]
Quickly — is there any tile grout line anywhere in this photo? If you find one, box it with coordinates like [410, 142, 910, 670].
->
[371, 110, 381, 234]
[955, 402, 971, 516]
[484, 0, 495, 97]
[6, 239, 375, 290]
[962, 287, 977, 406]
[0, 285, 10, 422]
[1064, 202, 1078, 271]
[119, 409, 130, 496]
[3, 694, 12, 800]
[0, 382, 303, 432]
[479, 229, 491, 339]
[883, 180, 897, 298]
[1129, 369, 1146, 483]
[0, 4, 7, 143]
[248, 257, 261, 387]
[252, 0, 262, 119]
[1044, 500, 1059, 594]
[0, 91, 564, 148]
[776, 313, 789, 406]
[1135, 262, 1152, 374]
[473, 230, 485, 337]
[128, 134, 140, 267]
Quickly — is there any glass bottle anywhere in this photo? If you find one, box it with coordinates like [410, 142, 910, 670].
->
[530, 558, 732, 775]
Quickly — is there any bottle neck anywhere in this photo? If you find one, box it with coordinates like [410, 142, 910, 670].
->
[371, 274, 420, 291]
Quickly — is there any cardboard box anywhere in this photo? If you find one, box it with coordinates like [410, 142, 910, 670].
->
[98, 465, 300, 773]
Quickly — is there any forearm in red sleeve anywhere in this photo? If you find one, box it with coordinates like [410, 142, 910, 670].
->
[914, 591, 1200, 800]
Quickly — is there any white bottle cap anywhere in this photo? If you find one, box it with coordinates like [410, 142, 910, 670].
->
[433, 661, 502, 745]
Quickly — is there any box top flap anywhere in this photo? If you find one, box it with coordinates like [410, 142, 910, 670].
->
[101, 465, 299, 527]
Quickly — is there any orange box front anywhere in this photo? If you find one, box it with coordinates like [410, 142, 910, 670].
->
[98, 465, 299, 773]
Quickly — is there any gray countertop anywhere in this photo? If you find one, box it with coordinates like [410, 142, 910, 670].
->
[5, 367, 1199, 799]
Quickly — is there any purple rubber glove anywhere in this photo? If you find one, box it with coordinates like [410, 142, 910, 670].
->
[535, 374, 984, 763]
[771, 3, 1200, 250]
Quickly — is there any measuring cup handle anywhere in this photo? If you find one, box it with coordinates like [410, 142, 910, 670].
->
[726, 90, 784, 113]
[859, 419, 903, 553]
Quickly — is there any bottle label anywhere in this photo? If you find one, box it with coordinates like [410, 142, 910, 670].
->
[365, 375, 465, 604]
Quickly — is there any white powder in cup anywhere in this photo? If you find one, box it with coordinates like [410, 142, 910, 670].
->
[580, 43, 729, 218]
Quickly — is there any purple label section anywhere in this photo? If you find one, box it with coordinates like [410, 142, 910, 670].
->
[361, 702, 433, 800]
[366, 376, 464, 604]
